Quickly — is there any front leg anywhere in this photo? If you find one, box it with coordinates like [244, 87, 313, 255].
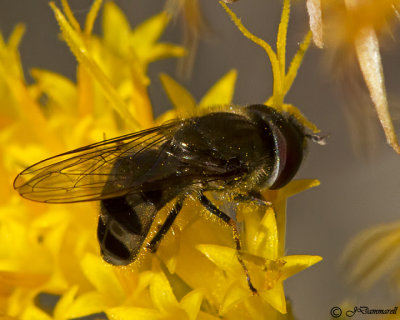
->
[233, 190, 271, 207]
[146, 196, 185, 253]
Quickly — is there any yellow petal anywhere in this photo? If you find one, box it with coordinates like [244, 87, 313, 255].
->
[284, 179, 320, 198]
[262, 179, 319, 257]
[0, 25, 25, 83]
[20, 304, 53, 320]
[0, 32, 60, 150]
[7, 23, 25, 52]
[156, 228, 181, 274]
[0, 316, 20, 320]
[196, 244, 240, 276]
[179, 289, 204, 320]
[53, 285, 79, 319]
[219, 283, 248, 315]
[0, 271, 49, 288]
[150, 270, 178, 312]
[159, 73, 196, 115]
[174, 217, 231, 302]
[252, 207, 278, 259]
[102, 1, 131, 56]
[155, 109, 178, 125]
[60, 291, 110, 319]
[199, 70, 237, 108]
[263, 179, 320, 201]
[0, 211, 28, 262]
[107, 306, 160, 320]
[30, 69, 77, 115]
[144, 43, 186, 64]
[80, 253, 125, 303]
[238, 202, 265, 256]
[260, 282, 286, 314]
[121, 11, 185, 64]
[197, 312, 220, 320]
[280, 255, 323, 281]
[131, 12, 170, 48]
[241, 297, 288, 320]
[31, 208, 70, 257]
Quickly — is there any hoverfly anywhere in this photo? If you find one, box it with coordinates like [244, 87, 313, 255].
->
[14, 104, 320, 293]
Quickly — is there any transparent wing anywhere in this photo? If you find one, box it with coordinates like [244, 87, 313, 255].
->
[14, 122, 181, 203]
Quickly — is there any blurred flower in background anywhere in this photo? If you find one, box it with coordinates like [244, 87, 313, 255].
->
[0, 0, 322, 319]
[164, 0, 208, 78]
[305, 0, 400, 311]
[163, 0, 238, 78]
[307, 0, 400, 155]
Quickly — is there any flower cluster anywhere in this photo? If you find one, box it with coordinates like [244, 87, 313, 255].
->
[0, 1, 322, 319]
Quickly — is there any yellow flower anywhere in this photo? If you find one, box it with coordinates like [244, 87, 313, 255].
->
[0, 1, 184, 318]
[0, 0, 322, 319]
[197, 180, 322, 315]
[306, 0, 400, 154]
[107, 260, 206, 320]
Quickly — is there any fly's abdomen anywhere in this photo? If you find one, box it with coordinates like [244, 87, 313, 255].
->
[97, 193, 157, 265]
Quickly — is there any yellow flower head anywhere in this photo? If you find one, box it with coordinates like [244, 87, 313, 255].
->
[0, 1, 322, 319]
[197, 180, 322, 315]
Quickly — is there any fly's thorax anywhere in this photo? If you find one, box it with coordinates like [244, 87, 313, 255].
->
[244, 104, 307, 190]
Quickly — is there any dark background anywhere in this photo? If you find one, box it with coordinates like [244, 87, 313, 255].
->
[2, 1, 400, 318]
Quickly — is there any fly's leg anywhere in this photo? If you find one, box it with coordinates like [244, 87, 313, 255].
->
[146, 197, 185, 253]
[233, 191, 271, 207]
[198, 192, 258, 295]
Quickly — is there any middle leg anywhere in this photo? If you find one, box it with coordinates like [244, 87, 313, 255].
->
[198, 192, 258, 295]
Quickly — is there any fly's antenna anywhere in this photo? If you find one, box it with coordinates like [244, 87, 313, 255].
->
[306, 133, 328, 145]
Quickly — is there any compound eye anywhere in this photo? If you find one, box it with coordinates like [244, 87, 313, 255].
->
[269, 120, 305, 190]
